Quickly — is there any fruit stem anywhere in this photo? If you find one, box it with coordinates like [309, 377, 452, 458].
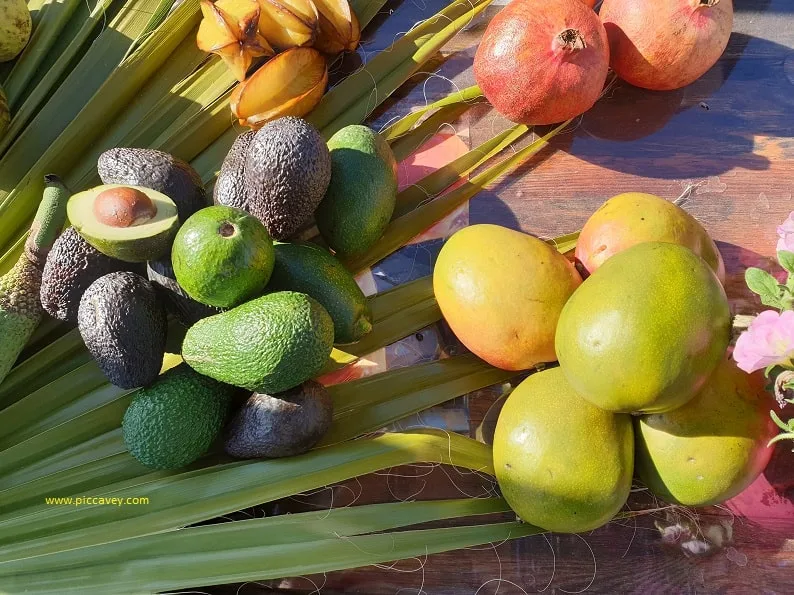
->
[25, 175, 71, 268]
[555, 29, 586, 53]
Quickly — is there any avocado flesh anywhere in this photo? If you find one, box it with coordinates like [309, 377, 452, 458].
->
[98, 148, 207, 222]
[68, 184, 179, 262]
[122, 364, 232, 469]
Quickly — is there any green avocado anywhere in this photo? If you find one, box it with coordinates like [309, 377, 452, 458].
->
[40, 227, 134, 323]
[224, 380, 333, 458]
[67, 184, 179, 262]
[147, 251, 221, 326]
[171, 205, 275, 308]
[315, 125, 398, 258]
[493, 367, 634, 533]
[555, 242, 731, 414]
[269, 242, 372, 344]
[98, 147, 208, 222]
[182, 291, 334, 393]
[78, 271, 167, 389]
[243, 117, 331, 240]
[122, 364, 233, 469]
[635, 358, 777, 506]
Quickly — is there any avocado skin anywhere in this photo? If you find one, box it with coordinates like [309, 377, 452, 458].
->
[315, 125, 397, 257]
[98, 148, 208, 222]
[147, 254, 220, 327]
[122, 363, 232, 469]
[171, 206, 275, 308]
[78, 271, 167, 389]
[40, 227, 136, 324]
[244, 117, 331, 240]
[182, 291, 334, 393]
[269, 243, 372, 344]
[224, 380, 333, 458]
[213, 131, 255, 211]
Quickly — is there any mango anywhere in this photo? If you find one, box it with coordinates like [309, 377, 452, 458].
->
[433, 224, 581, 371]
[576, 192, 725, 283]
[635, 358, 777, 506]
[556, 242, 730, 413]
[494, 367, 633, 533]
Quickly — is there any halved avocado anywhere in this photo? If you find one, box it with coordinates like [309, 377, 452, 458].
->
[68, 184, 179, 262]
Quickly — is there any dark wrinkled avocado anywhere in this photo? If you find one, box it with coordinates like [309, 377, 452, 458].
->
[147, 253, 220, 327]
[224, 380, 333, 458]
[78, 271, 167, 389]
[269, 242, 372, 344]
[243, 117, 331, 240]
[97, 148, 207, 222]
[40, 227, 134, 324]
[213, 131, 254, 211]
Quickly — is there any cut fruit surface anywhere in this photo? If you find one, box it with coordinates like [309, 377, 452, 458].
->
[68, 185, 179, 262]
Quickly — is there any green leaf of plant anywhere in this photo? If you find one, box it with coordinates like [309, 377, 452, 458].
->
[0, 430, 496, 562]
[779, 251, 794, 274]
[345, 120, 571, 274]
[383, 84, 483, 144]
[745, 267, 784, 308]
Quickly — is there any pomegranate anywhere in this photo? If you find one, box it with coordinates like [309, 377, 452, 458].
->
[600, 0, 733, 91]
[474, 0, 609, 126]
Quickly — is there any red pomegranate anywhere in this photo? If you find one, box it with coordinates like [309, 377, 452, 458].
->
[474, 0, 609, 126]
[600, 0, 733, 91]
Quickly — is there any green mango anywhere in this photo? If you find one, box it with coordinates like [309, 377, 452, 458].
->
[635, 357, 778, 507]
[493, 367, 634, 533]
[555, 242, 730, 413]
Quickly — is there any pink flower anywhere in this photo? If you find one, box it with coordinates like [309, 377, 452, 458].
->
[734, 310, 794, 373]
[777, 212, 794, 253]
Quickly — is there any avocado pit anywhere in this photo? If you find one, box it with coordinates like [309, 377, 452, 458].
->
[93, 186, 157, 228]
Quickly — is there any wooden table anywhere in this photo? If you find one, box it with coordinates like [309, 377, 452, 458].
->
[216, 0, 794, 592]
